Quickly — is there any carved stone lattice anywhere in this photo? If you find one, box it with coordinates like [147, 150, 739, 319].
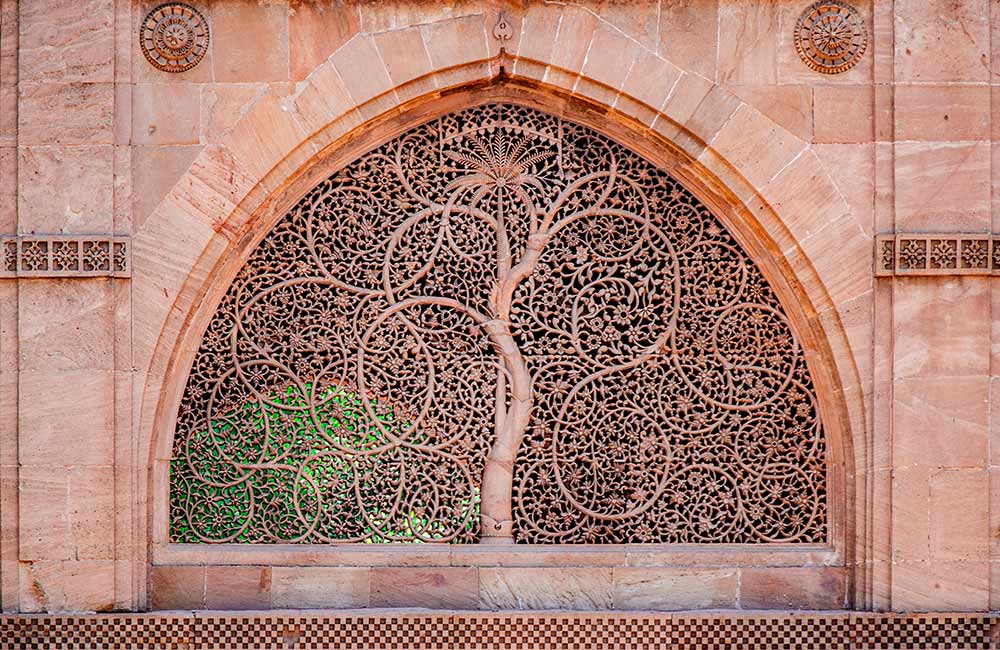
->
[171, 104, 827, 544]
[794, 1, 867, 74]
[0, 235, 130, 278]
[874, 234, 1000, 276]
[140, 3, 209, 73]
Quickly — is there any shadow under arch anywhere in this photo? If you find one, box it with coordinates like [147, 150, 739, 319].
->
[141, 76, 860, 608]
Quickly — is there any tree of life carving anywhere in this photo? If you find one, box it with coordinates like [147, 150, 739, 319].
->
[170, 104, 827, 545]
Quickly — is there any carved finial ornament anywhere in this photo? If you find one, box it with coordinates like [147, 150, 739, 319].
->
[140, 3, 210, 73]
[794, 0, 867, 74]
[493, 13, 513, 41]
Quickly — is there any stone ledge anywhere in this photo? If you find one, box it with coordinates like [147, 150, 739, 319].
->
[148, 564, 847, 612]
[0, 611, 993, 649]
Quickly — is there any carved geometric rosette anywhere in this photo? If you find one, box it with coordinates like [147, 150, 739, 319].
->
[140, 3, 210, 73]
[171, 104, 827, 545]
[874, 234, 999, 276]
[794, 0, 867, 74]
[0, 235, 130, 278]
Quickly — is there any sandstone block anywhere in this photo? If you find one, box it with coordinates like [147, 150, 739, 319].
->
[370, 567, 477, 609]
[479, 567, 613, 611]
[17, 145, 114, 233]
[271, 567, 370, 609]
[739, 567, 847, 610]
[151, 566, 205, 610]
[814, 86, 874, 143]
[613, 568, 737, 611]
[212, 2, 289, 83]
[19, 83, 114, 146]
[205, 566, 271, 610]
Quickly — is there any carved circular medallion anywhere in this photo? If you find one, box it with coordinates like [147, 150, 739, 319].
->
[140, 3, 209, 73]
[794, 1, 867, 74]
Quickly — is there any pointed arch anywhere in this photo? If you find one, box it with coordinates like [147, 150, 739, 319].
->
[133, 10, 870, 609]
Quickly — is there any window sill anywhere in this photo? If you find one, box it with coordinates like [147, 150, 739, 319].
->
[152, 542, 840, 568]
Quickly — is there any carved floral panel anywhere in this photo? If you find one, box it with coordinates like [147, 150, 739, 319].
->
[170, 104, 827, 544]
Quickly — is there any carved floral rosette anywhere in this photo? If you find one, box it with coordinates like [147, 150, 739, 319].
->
[170, 104, 827, 545]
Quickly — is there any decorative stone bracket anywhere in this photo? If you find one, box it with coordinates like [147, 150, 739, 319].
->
[0, 235, 130, 278]
[874, 234, 1000, 277]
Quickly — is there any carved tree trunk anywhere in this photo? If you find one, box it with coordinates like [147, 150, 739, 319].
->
[478, 232, 548, 543]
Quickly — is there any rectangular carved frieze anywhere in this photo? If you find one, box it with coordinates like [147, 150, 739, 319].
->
[874, 234, 999, 277]
[0, 235, 130, 278]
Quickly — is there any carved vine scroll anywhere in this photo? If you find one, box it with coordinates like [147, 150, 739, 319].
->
[170, 104, 827, 545]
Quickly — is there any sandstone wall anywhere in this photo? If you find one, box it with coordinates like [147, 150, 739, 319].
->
[0, 0, 996, 613]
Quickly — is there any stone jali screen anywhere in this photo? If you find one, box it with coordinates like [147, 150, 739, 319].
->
[170, 104, 826, 544]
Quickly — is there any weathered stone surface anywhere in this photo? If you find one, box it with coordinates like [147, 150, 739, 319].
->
[18, 83, 114, 146]
[894, 376, 989, 468]
[893, 278, 990, 380]
[289, 1, 360, 81]
[893, 0, 990, 82]
[730, 84, 813, 141]
[657, 0, 718, 80]
[18, 279, 114, 371]
[205, 566, 271, 610]
[814, 85, 874, 143]
[18, 0, 114, 83]
[929, 469, 990, 561]
[17, 145, 114, 233]
[892, 560, 989, 611]
[613, 568, 738, 611]
[151, 566, 205, 610]
[130, 145, 203, 230]
[717, 1, 778, 85]
[740, 567, 848, 610]
[370, 568, 477, 609]
[374, 27, 433, 88]
[18, 468, 70, 562]
[271, 567, 370, 609]
[211, 2, 290, 83]
[479, 568, 613, 611]
[67, 467, 114, 561]
[61, 561, 115, 612]
[200, 84, 269, 144]
[131, 84, 201, 146]
[18, 368, 115, 467]
[895, 85, 990, 141]
[710, 103, 806, 188]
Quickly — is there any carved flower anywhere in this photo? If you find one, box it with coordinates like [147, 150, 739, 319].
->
[83, 242, 111, 271]
[961, 240, 988, 269]
[52, 242, 78, 271]
[929, 240, 957, 269]
[21, 241, 48, 271]
[898, 239, 926, 270]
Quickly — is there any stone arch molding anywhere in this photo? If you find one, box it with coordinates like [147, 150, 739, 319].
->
[136, 7, 871, 607]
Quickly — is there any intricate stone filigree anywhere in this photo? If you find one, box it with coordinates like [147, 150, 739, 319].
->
[140, 3, 209, 73]
[171, 104, 827, 545]
[794, 1, 867, 74]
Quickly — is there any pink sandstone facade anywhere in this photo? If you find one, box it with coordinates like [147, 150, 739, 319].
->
[0, 0, 999, 642]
